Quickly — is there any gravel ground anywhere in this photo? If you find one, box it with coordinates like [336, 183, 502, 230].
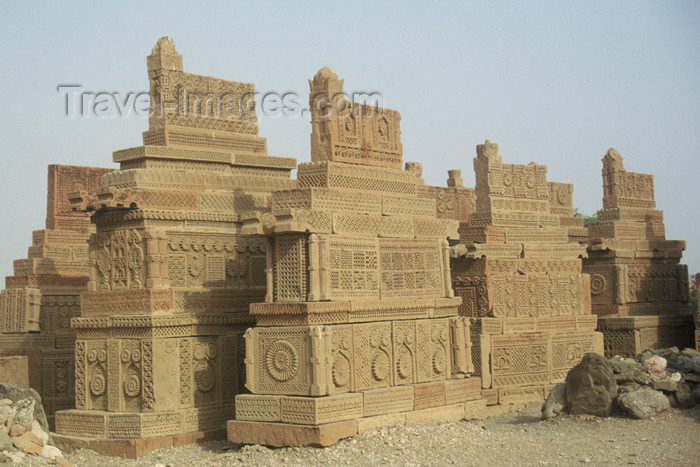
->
[8, 405, 700, 466]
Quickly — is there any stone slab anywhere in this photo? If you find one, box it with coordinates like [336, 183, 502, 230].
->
[227, 420, 359, 447]
[52, 428, 227, 459]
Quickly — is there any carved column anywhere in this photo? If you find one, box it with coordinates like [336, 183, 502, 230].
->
[307, 234, 320, 301]
[265, 237, 274, 303]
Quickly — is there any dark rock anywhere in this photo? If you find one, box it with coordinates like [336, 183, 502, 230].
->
[566, 353, 617, 417]
[0, 383, 49, 433]
[651, 380, 678, 392]
[692, 384, 700, 403]
[542, 382, 567, 420]
[680, 348, 700, 358]
[675, 382, 696, 408]
[669, 355, 694, 374]
[656, 347, 680, 360]
[617, 389, 669, 418]
[682, 373, 700, 383]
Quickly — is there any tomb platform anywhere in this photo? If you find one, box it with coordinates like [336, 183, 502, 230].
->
[450, 140, 603, 410]
[52, 37, 296, 454]
[0, 164, 112, 426]
[227, 67, 481, 447]
[583, 149, 692, 357]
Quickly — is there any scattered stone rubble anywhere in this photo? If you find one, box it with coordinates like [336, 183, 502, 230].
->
[0, 383, 72, 465]
[542, 347, 700, 420]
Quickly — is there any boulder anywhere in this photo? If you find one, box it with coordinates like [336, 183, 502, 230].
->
[31, 420, 48, 445]
[651, 379, 678, 392]
[675, 382, 695, 408]
[566, 353, 618, 417]
[12, 435, 43, 455]
[609, 356, 641, 374]
[41, 444, 62, 461]
[615, 369, 651, 385]
[0, 430, 12, 450]
[644, 355, 667, 381]
[669, 355, 694, 374]
[617, 389, 669, 419]
[0, 383, 48, 433]
[9, 423, 26, 437]
[692, 384, 700, 403]
[656, 347, 680, 360]
[542, 382, 567, 419]
[12, 398, 35, 428]
[618, 382, 641, 394]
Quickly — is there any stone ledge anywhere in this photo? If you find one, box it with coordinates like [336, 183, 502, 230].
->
[227, 420, 358, 447]
[52, 428, 226, 459]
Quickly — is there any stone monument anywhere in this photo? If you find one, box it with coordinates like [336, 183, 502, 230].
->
[51, 37, 296, 457]
[226, 67, 481, 447]
[583, 149, 692, 357]
[450, 140, 603, 409]
[0, 164, 112, 425]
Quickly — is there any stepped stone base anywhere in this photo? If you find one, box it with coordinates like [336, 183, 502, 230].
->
[52, 428, 226, 459]
[228, 398, 487, 447]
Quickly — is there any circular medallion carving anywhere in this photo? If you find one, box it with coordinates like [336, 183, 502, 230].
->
[132, 349, 141, 363]
[87, 349, 98, 364]
[340, 336, 352, 351]
[503, 172, 513, 186]
[371, 351, 390, 382]
[332, 357, 350, 388]
[97, 349, 107, 363]
[120, 349, 131, 364]
[525, 174, 535, 189]
[208, 343, 218, 359]
[195, 367, 215, 392]
[90, 374, 106, 396]
[557, 186, 568, 205]
[123, 375, 141, 397]
[265, 340, 299, 382]
[590, 274, 607, 296]
[433, 349, 447, 375]
[397, 353, 413, 380]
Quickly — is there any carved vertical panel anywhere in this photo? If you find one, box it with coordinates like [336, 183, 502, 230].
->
[353, 322, 392, 391]
[392, 320, 416, 386]
[330, 325, 353, 394]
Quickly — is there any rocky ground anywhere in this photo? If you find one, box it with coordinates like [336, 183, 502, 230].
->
[4, 404, 698, 466]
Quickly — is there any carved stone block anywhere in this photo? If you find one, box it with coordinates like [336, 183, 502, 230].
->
[490, 333, 550, 388]
[413, 382, 446, 410]
[280, 393, 363, 425]
[235, 395, 282, 422]
[444, 377, 482, 404]
[362, 386, 414, 417]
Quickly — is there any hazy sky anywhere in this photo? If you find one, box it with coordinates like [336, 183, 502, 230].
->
[1, 1, 699, 280]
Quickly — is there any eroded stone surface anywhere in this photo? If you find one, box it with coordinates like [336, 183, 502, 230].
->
[565, 353, 617, 417]
[617, 389, 669, 419]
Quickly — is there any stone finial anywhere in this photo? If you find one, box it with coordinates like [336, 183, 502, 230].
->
[476, 139, 499, 160]
[602, 148, 624, 170]
[308, 66, 344, 95]
[447, 169, 463, 188]
[147, 36, 183, 74]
